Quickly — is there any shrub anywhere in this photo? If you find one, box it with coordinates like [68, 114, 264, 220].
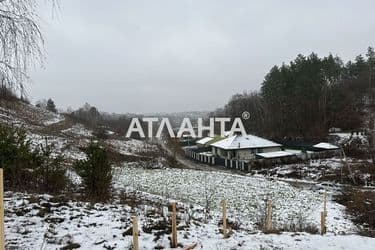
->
[46, 98, 57, 113]
[74, 143, 112, 201]
[93, 126, 108, 139]
[33, 139, 67, 193]
[0, 124, 36, 189]
[336, 188, 375, 236]
[0, 124, 67, 193]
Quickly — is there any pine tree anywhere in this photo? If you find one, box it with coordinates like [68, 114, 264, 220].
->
[0, 124, 66, 192]
[367, 47, 375, 88]
[74, 143, 112, 201]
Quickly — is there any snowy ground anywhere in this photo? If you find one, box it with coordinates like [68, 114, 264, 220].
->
[250, 156, 375, 187]
[5, 186, 375, 250]
[330, 132, 367, 145]
[62, 124, 93, 138]
[105, 139, 159, 156]
[0, 102, 64, 130]
[113, 166, 356, 234]
[26, 132, 88, 161]
[5, 192, 133, 249]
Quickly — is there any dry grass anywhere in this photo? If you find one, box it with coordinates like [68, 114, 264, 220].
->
[335, 188, 375, 237]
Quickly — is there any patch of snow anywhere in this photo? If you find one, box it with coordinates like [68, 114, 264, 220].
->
[62, 124, 93, 137]
[43, 114, 64, 126]
[106, 139, 157, 155]
[330, 133, 367, 145]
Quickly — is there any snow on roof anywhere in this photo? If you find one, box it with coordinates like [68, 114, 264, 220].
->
[284, 149, 303, 155]
[256, 151, 296, 159]
[211, 134, 281, 150]
[313, 142, 339, 150]
[196, 137, 214, 145]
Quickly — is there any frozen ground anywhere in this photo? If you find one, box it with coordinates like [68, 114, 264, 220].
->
[5, 188, 375, 250]
[114, 166, 356, 234]
[26, 132, 88, 161]
[330, 132, 367, 145]
[0, 103, 64, 130]
[62, 124, 93, 138]
[106, 139, 158, 156]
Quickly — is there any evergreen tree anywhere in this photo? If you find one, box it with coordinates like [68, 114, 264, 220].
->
[367, 47, 375, 87]
[46, 98, 57, 113]
[74, 143, 112, 201]
[222, 47, 374, 139]
[0, 124, 66, 192]
[33, 139, 67, 193]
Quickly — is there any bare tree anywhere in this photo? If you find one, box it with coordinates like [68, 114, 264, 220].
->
[0, 0, 50, 96]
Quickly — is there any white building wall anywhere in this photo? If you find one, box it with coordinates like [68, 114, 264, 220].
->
[212, 146, 281, 160]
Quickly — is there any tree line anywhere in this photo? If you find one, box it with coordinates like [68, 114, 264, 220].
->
[214, 47, 375, 141]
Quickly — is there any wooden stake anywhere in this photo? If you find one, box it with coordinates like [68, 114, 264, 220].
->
[269, 200, 273, 231]
[222, 199, 227, 238]
[171, 202, 177, 248]
[0, 169, 4, 250]
[132, 216, 139, 250]
[320, 211, 326, 235]
[323, 191, 327, 217]
[266, 199, 273, 232]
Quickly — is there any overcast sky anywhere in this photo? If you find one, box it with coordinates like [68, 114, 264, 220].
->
[30, 0, 375, 114]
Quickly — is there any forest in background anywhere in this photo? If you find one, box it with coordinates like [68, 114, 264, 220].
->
[214, 47, 375, 141]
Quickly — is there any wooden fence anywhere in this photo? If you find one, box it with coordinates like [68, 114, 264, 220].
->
[185, 149, 250, 171]
[184, 147, 339, 172]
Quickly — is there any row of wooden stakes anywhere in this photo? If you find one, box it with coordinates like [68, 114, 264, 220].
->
[131, 193, 328, 249]
[0, 169, 328, 250]
[131, 201, 230, 249]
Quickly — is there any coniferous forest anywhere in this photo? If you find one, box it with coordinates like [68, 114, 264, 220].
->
[216, 47, 375, 140]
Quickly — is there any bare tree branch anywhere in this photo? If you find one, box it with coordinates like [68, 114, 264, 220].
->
[0, 0, 48, 97]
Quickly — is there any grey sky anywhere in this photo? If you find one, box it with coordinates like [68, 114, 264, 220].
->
[30, 0, 375, 114]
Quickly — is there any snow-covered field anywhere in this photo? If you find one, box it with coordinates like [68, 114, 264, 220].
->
[113, 166, 355, 234]
[5, 167, 375, 250]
